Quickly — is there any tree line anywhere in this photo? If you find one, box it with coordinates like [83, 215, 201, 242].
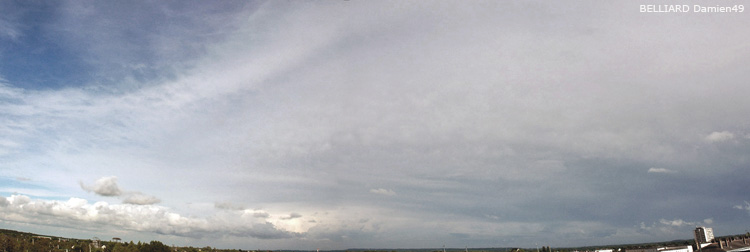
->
[0, 229, 248, 252]
[0, 233, 172, 252]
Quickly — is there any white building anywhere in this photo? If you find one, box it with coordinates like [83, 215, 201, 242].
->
[695, 227, 715, 244]
[626, 245, 693, 252]
[659, 246, 693, 252]
[626, 248, 657, 252]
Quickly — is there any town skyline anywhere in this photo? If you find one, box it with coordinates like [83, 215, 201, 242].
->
[1, 226, 747, 251]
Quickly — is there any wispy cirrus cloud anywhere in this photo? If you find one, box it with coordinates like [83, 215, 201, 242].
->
[0, 19, 21, 41]
[370, 188, 396, 196]
[734, 201, 750, 215]
[659, 218, 697, 227]
[638, 218, 714, 237]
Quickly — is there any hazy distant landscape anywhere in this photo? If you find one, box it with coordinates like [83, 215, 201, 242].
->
[2, 228, 749, 252]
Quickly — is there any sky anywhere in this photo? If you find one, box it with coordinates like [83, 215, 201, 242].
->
[1, 0, 749, 250]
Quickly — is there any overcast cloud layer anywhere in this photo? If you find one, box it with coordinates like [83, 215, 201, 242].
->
[1, 0, 750, 250]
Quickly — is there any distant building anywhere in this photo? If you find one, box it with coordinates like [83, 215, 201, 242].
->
[626, 248, 657, 252]
[696, 227, 715, 244]
[660, 246, 694, 252]
[626, 245, 693, 252]
[91, 237, 101, 250]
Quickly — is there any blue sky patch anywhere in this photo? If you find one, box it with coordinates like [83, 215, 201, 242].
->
[0, 1, 93, 90]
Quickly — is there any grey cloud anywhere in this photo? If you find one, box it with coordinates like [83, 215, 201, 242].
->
[0, 196, 7, 207]
[9, 195, 30, 205]
[280, 213, 302, 220]
[80, 176, 122, 197]
[81, 176, 160, 205]
[233, 222, 299, 240]
[450, 232, 470, 239]
[215, 202, 246, 211]
[706, 131, 735, 142]
[253, 212, 270, 218]
[122, 192, 161, 205]
[160, 0, 750, 244]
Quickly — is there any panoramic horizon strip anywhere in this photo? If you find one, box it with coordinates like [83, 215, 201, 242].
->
[1, 0, 749, 250]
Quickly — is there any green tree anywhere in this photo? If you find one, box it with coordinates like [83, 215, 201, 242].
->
[0, 234, 13, 252]
[30, 238, 50, 252]
[139, 240, 170, 252]
[14, 237, 27, 252]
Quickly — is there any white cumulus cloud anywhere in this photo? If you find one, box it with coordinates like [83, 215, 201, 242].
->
[80, 176, 122, 196]
[705, 131, 735, 142]
[0, 194, 296, 239]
